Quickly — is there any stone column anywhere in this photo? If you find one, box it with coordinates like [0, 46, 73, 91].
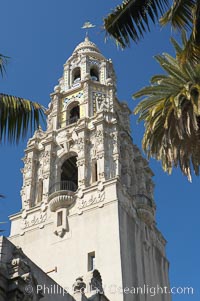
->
[100, 61, 107, 84]
[41, 138, 56, 203]
[64, 64, 70, 90]
[21, 148, 39, 208]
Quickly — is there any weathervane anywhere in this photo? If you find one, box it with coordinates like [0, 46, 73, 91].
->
[81, 21, 96, 37]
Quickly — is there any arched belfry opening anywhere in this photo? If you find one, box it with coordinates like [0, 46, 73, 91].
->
[72, 67, 81, 84]
[68, 104, 80, 124]
[60, 156, 78, 191]
[90, 67, 99, 81]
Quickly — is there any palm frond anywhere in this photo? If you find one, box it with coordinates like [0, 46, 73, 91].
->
[170, 3, 200, 65]
[193, 0, 200, 44]
[0, 54, 9, 77]
[170, 36, 183, 56]
[160, 0, 195, 30]
[178, 32, 200, 65]
[104, 0, 170, 48]
[0, 94, 45, 144]
[154, 54, 189, 82]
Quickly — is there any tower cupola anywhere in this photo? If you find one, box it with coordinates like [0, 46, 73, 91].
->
[73, 36, 102, 56]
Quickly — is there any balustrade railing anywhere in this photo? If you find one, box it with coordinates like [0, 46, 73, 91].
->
[49, 181, 77, 195]
[59, 116, 79, 128]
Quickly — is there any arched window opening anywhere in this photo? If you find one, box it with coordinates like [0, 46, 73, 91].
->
[68, 105, 80, 125]
[61, 156, 78, 191]
[90, 68, 99, 81]
[73, 67, 81, 84]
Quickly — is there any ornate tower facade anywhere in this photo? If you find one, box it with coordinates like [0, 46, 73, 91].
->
[9, 37, 170, 301]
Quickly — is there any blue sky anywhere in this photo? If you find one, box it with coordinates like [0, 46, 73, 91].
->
[0, 1, 199, 300]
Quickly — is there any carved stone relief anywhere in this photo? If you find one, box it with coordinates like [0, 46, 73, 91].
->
[94, 130, 104, 153]
[21, 203, 48, 231]
[110, 132, 119, 154]
[77, 137, 84, 156]
[92, 92, 109, 113]
[22, 156, 32, 179]
[78, 190, 105, 209]
[77, 183, 105, 210]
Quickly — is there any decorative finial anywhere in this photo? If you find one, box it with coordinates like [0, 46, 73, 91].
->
[81, 21, 96, 38]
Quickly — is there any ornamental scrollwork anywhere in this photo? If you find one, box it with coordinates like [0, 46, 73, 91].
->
[78, 190, 105, 209]
[21, 211, 47, 230]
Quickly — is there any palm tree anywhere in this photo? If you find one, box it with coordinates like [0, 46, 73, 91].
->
[133, 32, 200, 181]
[0, 53, 45, 232]
[104, 0, 200, 63]
[0, 54, 45, 144]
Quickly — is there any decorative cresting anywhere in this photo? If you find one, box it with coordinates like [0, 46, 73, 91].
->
[48, 180, 77, 212]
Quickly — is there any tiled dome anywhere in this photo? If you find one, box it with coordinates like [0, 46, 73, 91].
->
[73, 36, 101, 54]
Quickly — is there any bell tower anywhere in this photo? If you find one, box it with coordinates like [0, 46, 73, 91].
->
[9, 37, 171, 301]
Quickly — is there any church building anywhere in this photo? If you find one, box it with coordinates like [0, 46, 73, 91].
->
[0, 36, 171, 301]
